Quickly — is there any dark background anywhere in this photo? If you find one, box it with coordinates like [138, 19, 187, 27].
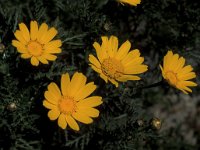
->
[0, 0, 200, 149]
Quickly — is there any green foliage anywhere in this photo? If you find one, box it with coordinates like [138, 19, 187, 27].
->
[0, 0, 200, 149]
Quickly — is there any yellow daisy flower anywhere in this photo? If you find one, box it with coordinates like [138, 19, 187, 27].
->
[89, 36, 148, 87]
[43, 72, 103, 130]
[12, 21, 62, 66]
[118, 0, 141, 6]
[160, 50, 197, 94]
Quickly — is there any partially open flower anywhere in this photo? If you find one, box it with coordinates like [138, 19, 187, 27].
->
[160, 50, 197, 94]
[89, 35, 148, 87]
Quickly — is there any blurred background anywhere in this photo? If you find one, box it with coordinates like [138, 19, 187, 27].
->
[0, 0, 199, 149]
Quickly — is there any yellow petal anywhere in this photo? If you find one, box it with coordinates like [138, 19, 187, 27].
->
[124, 65, 148, 74]
[173, 57, 185, 72]
[44, 48, 61, 54]
[123, 57, 144, 67]
[66, 115, 80, 131]
[21, 53, 32, 59]
[30, 21, 38, 40]
[61, 73, 70, 96]
[48, 109, 60, 120]
[58, 113, 67, 129]
[44, 40, 62, 50]
[12, 40, 27, 53]
[108, 78, 118, 87]
[181, 81, 197, 87]
[37, 23, 48, 42]
[178, 72, 196, 81]
[74, 82, 96, 101]
[40, 27, 58, 44]
[77, 107, 100, 118]
[169, 54, 179, 71]
[115, 40, 131, 60]
[179, 65, 193, 75]
[108, 36, 118, 57]
[31, 56, 39, 66]
[93, 42, 103, 62]
[89, 54, 101, 69]
[77, 96, 103, 108]
[47, 82, 61, 99]
[72, 112, 93, 124]
[117, 75, 141, 81]
[43, 100, 57, 109]
[38, 56, 49, 64]
[163, 50, 173, 70]
[44, 53, 57, 61]
[110, 36, 118, 54]
[100, 73, 108, 83]
[90, 64, 102, 74]
[14, 30, 27, 45]
[121, 49, 140, 65]
[119, 0, 141, 6]
[68, 72, 87, 97]
[19, 23, 30, 42]
[44, 91, 59, 104]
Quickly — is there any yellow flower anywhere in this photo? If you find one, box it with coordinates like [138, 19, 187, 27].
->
[160, 50, 197, 94]
[118, 0, 141, 6]
[89, 36, 148, 87]
[12, 21, 62, 66]
[43, 72, 103, 130]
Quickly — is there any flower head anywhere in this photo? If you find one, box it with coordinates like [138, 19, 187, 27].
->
[12, 21, 62, 66]
[89, 36, 148, 87]
[160, 50, 197, 94]
[118, 0, 141, 6]
[43, 72, 103, 130]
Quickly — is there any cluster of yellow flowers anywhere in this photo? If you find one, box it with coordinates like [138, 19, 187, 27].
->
[11, 0, 197, 131]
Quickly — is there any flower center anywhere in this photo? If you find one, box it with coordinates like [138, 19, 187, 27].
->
[58, 96, 77, 115]
[101, 58, 124, 79]
[165, 71, 178, 86]
[27, 41, 43, 56]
